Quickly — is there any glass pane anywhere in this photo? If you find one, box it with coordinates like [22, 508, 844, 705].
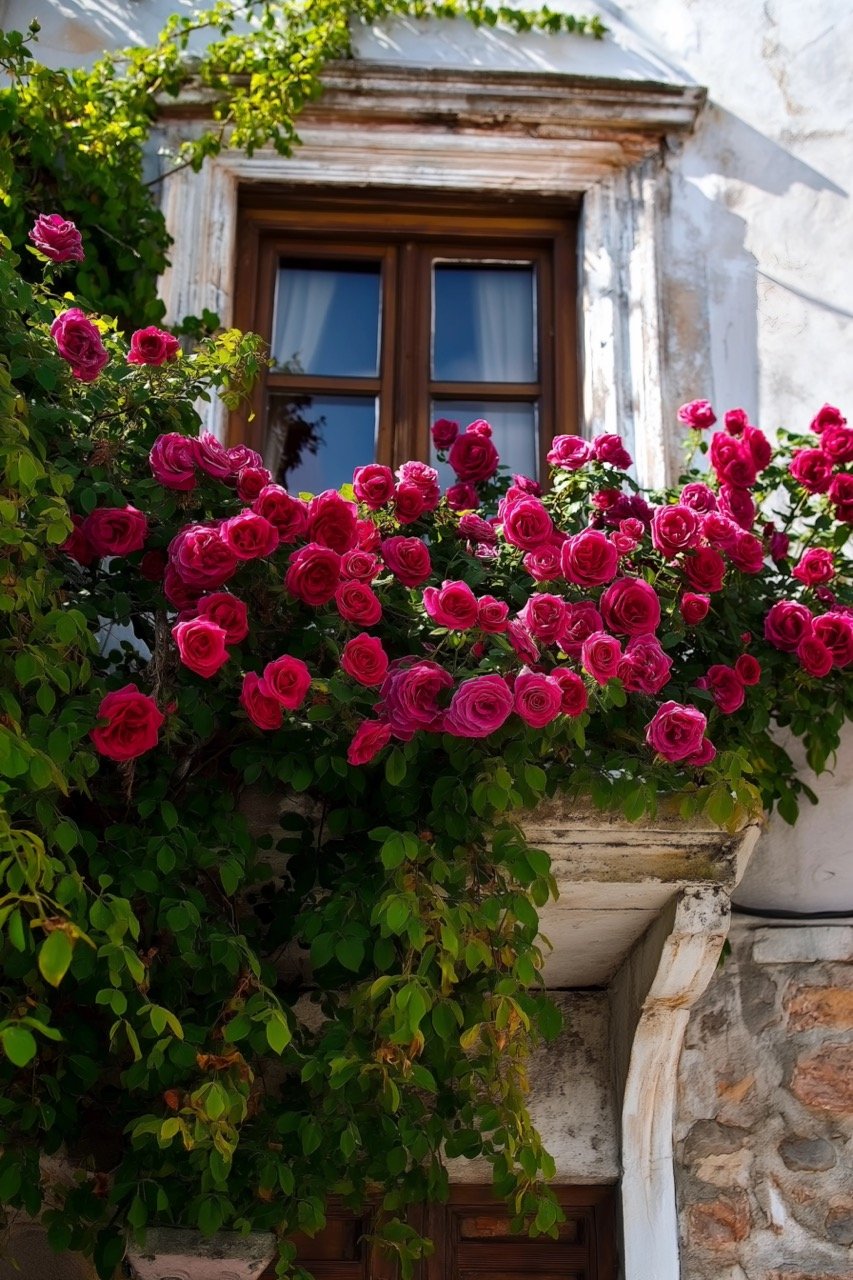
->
[432, 264, 536, 383]
[272, 262, 381, 377]
[265, 394, 378, 494]
[430, 400, 538, 487]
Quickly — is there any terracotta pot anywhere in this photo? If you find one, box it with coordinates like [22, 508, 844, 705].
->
[124, 1228, 277, 1280]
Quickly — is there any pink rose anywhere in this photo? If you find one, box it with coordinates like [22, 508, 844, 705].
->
[741, 425, 771, 471]
[378, 659, 454, 737]
[397, 461, 441, 512]
[735, 654, 762, 686]
[703, 664, 745, 714]
[196, 593, 249, 645]
[170, 524, 238, 590]
[467, 419, 492, 438]
[645, 701, 707, 762]
[506, 619, 540, 664]
[600, 577, 661, 637]
[828, 473, 853, 523]
[611, 530, 638, 556]
[558, 602, 603, 658]
[263, 655, 312, 709]
[561, 529, 619, 588]
[682, 548, 726, 594]
[341, 549, 380, 581]
[192, 432, 233, 481]
[513, 670, 563, 728]
[511, 474, 541, 496]
[150, 433, 198, 491]
[83, 506, 148, 557]
[516, 594, 566, 644]
[593, 434, 632, 469]
[90, 684, 164, 761]
[680, 593, 710, 625]
[764, 600, 814, 652]
[677, 400, 717, 430]
[709, 433, 757, 487]
[172, 617, 229, 679]
[225, 444, 263, 474]
[547, 435, 591, 470]
[445, 482, 481, 512]
[221, 510, 279, 561]
[459, 514, 497, 545]
[423, 580, 478, 630]
[702, 513, 740, 551]
[163, 566, 202, 610]
[551, 669, 588, 717]
[50, 309, 109, 382]
[335, 580, 382, 626]
[341, 634, 389, 686]
[445, 674, 514, 738]
[685, 737, 717, 768]
[769, 528, 791, 561]
[724, 408, 750, 436]
[253, 485, 309, 544]
[793, 548, 835, 586]
[477, 596, 510, 633]
[431, 418, 459, 449]
[127, 326, 180, 366]
[728, 531, 765, 575]
[502, 497, 553, 551]
[308, 490, 358, 554]
[680, 482, 718, 516]
[60, 515, 96, 566]
[523, 543, 563, 582]
[285, 543, 341, 606]
[353, 464, 395, 510]
[620, 518, 645, 542]
[797, 635, 833, 678]
[381, 537, 432, 587]
[820, 424, 853, 464]
[789, 448, 833, 494]
[394, 483, 427, 524]
[718, 485, 755, 531]
[240, 673, 283, 730]
[236, 466, 273, 502]
[813, 613, 853, 667]
[347, 719, 393, 766]
[809, 404, 846, 434]
[29, 213, 84, 263]
[581, 631, 622, 684]
[618, 634, 672, 695]
[356, 519, 381, 551]
[448, 431, 499, 483]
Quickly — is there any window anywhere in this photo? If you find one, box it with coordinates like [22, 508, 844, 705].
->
[232, 195, 579, 489]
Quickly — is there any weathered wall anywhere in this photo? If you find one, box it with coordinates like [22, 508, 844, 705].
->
[675, 917, 853, 1279]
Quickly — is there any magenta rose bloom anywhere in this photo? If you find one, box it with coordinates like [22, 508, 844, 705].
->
[769, 528, 791, 561]
[221, 510, 279, 561]
[459, 514, 497, 545]
[91, 684, 164, 761]
[196, 593, 249, 645]
[581, 631, 622, 684]
[445, 482, 480, 512]
[193, 432, 233, 481]
[50, 308, 109, 382]
[741, 425, 771, 471]
[356, 519, 381, 551]
[724, 408, 750, 436]
[551, 669, 588, 717]
[685, 737, 717, 767]
[680, 482, 718, 516]
[809, 404, 846, 435]
[150, 433, 198, 491]
[285, 543, 341, 607]
[378, 659, 454, 737]
[394, 483, 427, 525]
[547, 434, 591, 471]
[728, 530, 765, 575]
[703, 664, 745, 714]
[797, 635, 833, 678]
[308, 490, 358, 554]
[127, 326, 180, 366]
[59, 515, 96, 566]
[253, 485, 309, 544]
[466, 419, 492, 438]
[677, 400, 717, 430]
[163, 567, 202, 610]
[518, 593, 567, 644]
[263, 655, 312, 710]
[353, 464, 395, 510]
[735, 654, 762, 686]
[502, 497, 553, 551]
[512, 474, 541, 496]
[172, 617, 229, 679]
[764, 600, 814, 652]
[558, 601, 603, 658]
[240, 673, 283, 730]
[29, 213, 84, 263]
[381, 536, 432, 587]
[682, 548, 726, 594]
[718, 485, 756, 531]
[793, 548, 835, 586]
[618, 634, 672, 695]
[820, 424, 853, 465]
[828, 473, 853, 523]
[593, 433, 632, 469]
[397, 461, 441, 512]
[645, 701, 707, 762]
[524, 543, 563, 582]
[562, 529, 619, 588]
[445, 674, 514, 738]
[680, 593, 710, 625]
[347, 719, 393, 766]
[341, 634, 389, 686]
[813, 613, 853, 668]
[170, 524, 238, 590]
[336, 580, 382, 627]
[225, 444, 263, 475]
[513, 670, 563, 728]
[477, 596, 510, 633]
[506, 619, 540, 664]
[788, 448, 833, 494]
[423, 580, 478, 630]
[709, 433, 757, 487]
[431, 417, 459, 449]
[83, 506, 147, 557]
[600, 577, 661, 637]
[236, 465, 273, 503]
[341, 549, 380, 581]
[448, 431, 499, 483]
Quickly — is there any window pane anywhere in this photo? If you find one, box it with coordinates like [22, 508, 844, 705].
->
[430, 400, 538, 486]
[432, 264, 536, 383]
[272, 262, 381, 376]
[265, 394, 377, 494]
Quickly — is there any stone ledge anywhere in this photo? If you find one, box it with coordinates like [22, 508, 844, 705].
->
[751, 926, 853, 965]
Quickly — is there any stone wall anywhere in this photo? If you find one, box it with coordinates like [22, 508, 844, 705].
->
[675, 918, 853, 1279]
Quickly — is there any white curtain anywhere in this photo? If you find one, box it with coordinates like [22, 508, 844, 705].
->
[470, 268, 535, 383]
[272, 268, 337, 375]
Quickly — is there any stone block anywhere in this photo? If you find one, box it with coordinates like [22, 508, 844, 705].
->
[752, 926, 853, 965]
[786, 984, 853, 1031]
[687, 1190, 751, 1248]
[778, 1135, 837, 1172]
[825, 1201, 853, 1246]
[684, 1119, 751, 1161]
[790, 1047, 853, 1113]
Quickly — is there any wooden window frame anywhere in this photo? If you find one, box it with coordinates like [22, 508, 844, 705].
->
[231, 192, 580, 484]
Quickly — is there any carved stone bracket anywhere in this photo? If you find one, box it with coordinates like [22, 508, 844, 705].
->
[124, 1229, 276, 1280]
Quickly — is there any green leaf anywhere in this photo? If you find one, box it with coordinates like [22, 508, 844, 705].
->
[37, 930, 73, 988]
[1, 1026, 37, 1067]
[335, 936, 365, 972]
[266, 1014, 291, 1054]
[385, 749, 406, 787]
